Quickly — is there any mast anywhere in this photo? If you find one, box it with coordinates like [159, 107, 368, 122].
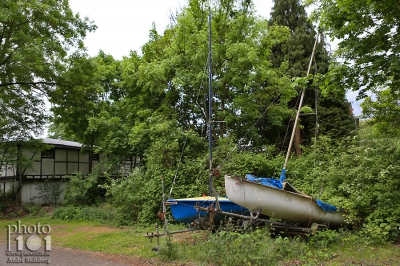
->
[282, 33, 320, 171]
[208, 11, 213, 196]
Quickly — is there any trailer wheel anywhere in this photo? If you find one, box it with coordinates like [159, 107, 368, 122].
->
[199, 217, 211, 230]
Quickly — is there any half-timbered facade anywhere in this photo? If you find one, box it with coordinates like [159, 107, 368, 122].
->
[0, 138, 110, 203]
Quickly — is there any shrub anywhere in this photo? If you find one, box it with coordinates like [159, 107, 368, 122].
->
[51, 205, 131, 226]
[63, 173, 102, 206]
[22, 203, 43, 216]
[52, 206, 82, 220]
[286, 129, 400, 244]
[101, 169, 145, 224]
[191, 228, 322, 266]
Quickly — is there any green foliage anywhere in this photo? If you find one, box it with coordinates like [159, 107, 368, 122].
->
[30, 180, 64, 205]
[186, 228, 393, 265]
[199, 229, 310, 265]
[102, 156, 208, 225]
[306, 0, 400, 97]
[137, 0, 294, 149]
[101, 170, 146, 224]
[50, 54, 105, 147]
[63, 172, 102, 206]
[0, 0, 96, 141]
[35, 0, 400, 247]
[51, 205, 128, 226]
[219, 146, 284, 178]
[286, 126, 400, 243]
[158, 237, 178, 262]
[269, 0, 323, 77]
[361, 89, 400, 136]
[0, 185, 17, 202]
[308, 228, 342, 248]
[269, 0, 355, 149]
[22, 203, 45, 217]
[52, 205, 82, 220]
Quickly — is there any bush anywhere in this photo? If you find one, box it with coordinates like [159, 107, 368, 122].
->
[158, 238, 178, 262]
[52, 206, 82, 220]
[0, 187, 18, 215]
[22, 203, 43, 216]
[51, 205, 132, 226]
[285, 128, 400, 244]
[102, 168, 164, 225]
[198, 229, 308, 266]
[63, 173, 102, 206]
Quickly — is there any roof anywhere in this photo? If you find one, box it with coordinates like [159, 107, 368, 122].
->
[42, 138, 82, 149]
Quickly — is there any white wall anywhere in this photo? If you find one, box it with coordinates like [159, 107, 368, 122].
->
[21, 182, 67, 204]
[1, 181, 17, 195]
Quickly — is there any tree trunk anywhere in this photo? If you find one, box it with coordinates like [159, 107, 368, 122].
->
[294, 125, 302, 157]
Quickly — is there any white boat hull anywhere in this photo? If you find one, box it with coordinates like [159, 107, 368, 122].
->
[225, 175, 345, 227]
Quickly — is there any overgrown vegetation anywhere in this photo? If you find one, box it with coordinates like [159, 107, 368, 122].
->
[0, 187, 17, 217]
[151, 226, 400, 265]
[287, 125, 400, 244]
[63, 172, 103, 206]
[51, 205, 131, 226]
[1, 2, 399, 265]
[0, 218, 398, 266]
[54, 122, 400, 245]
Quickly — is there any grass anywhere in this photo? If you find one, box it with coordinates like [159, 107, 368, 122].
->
[325, 245, 399, 265]
[0, 217, 399, 266]
[0, 217, 202, 264]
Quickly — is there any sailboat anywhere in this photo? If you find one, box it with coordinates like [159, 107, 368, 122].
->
[167, 12, 248, 226]
[224, 34, 346, 228]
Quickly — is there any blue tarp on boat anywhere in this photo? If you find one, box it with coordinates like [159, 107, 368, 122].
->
[316, 199, 338, 212]
[279, 169, 286, 183]
[245, 174, 283, 189]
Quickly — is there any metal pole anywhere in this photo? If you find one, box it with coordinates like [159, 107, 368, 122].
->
[156, 223, 160, 248]
[208, 10, 213, 196]
[161, 177, 168, 235]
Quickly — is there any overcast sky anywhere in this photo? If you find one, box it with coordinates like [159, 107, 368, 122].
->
[67, 0, 361, 115]
[68, 0, 273, 59]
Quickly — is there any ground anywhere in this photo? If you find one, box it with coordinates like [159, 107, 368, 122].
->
[0, 202, 206, 266]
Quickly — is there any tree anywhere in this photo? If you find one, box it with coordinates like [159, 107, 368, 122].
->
[269, 0, 322, 77]
[86, 52, 143, 166]
[0, 0, 96, 142]
[269, 0, 355, 155]
[136, 0, 294, 150]
[50, 55, 101, 141]
[50, 53, 107, 172]
[305, 0, 400, 98]
[361, 89, 400, 136]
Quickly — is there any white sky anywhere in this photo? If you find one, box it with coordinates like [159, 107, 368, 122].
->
[69, 0, 273, 59]
[68, 0, 361, 115]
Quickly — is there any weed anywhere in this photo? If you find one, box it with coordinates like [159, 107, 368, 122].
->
[158, 236, 178, 262]
[22, 203, 42, 216]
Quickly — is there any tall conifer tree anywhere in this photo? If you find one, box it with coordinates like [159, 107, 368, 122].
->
[268, 0, 355, 154]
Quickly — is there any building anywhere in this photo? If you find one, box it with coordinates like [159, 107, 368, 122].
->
[0, 138, 111, 203]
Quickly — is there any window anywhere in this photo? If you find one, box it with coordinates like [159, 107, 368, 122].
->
[92, 153, 99, 161]
[41, 149, 54, 158]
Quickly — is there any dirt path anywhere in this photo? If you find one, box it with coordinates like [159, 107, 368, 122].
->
[0, 242, 167, 266]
